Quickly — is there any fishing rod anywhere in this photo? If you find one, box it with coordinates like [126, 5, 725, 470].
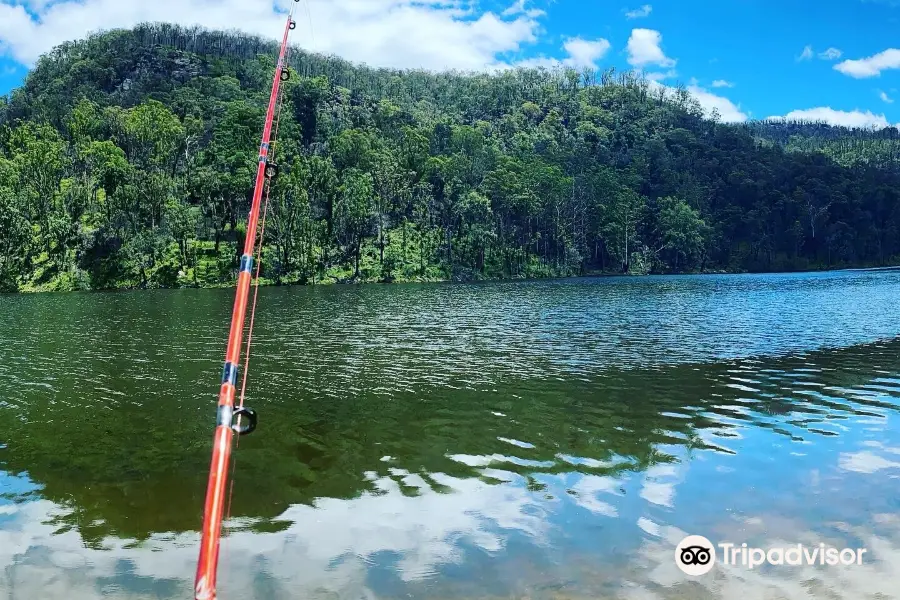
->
[194, 2, 299, 599]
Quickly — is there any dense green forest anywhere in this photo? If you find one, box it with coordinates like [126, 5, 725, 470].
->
[1, 23, 899, 292]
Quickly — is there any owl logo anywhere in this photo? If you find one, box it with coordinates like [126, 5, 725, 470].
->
[675, 535, 716, 575]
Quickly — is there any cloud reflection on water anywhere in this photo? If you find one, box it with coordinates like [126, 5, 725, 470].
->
[3, 274, 900, 599]
[2, 432, 900, 600]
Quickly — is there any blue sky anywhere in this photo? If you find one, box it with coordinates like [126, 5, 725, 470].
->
[1, 0, 899, 127]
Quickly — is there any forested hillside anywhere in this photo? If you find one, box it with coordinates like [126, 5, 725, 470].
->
[1, 23, 900, 292]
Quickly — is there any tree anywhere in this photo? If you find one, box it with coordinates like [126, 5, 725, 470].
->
[268, 158, 313, 281]
[2, 23, 900, 291]
[335, 168, 374, 279]
[0, 159, 29, 291]
[602, 186, 645, 273]
[655, 196, 708, 271]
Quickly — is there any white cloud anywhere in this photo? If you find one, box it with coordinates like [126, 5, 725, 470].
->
[797, 45, 814, 61]
[645, 78, 748, 123]
[626, 28, 675, 68]
[563, 36, 612, 68]
[643, 69, 677, 81]
[818, 47, 842, 60]
[502, 0, 545, 19]
[711, 79, 734, 88]
[766, 107, 899, 129]
[625, 4, 652, 18]
[0, 0, 547, 71]
[880, 90, 895, 103]
[502, 0, 527, 16]
[835, 48, 900, 78]
[686, 83, 748, 122]
[515, 36, 611, 70]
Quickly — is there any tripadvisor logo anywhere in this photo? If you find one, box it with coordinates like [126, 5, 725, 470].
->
[675, 535, 868, 576]
[675, 535, 716, 576]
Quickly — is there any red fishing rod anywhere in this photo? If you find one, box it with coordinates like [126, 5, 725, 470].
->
[194, 3, 299, 599]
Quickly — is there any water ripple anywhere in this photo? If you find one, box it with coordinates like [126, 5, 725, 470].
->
[0, 271, 900, 599]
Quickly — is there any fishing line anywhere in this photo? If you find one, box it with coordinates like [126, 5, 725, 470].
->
[303, 0, 315, 48]
[223, 0, 294, 532]
[194, 3, 300, 597]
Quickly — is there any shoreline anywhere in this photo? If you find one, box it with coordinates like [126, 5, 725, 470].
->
[10, 263, 900, 295]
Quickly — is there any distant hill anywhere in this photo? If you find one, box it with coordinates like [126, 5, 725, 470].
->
[742, 120, 900, 170]
[1, 23, 899, 292]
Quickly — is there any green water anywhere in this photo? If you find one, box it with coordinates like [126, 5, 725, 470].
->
[2, 271, 900, 599]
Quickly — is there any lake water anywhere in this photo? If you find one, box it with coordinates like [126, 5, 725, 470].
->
[1, 270, 900, 600]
